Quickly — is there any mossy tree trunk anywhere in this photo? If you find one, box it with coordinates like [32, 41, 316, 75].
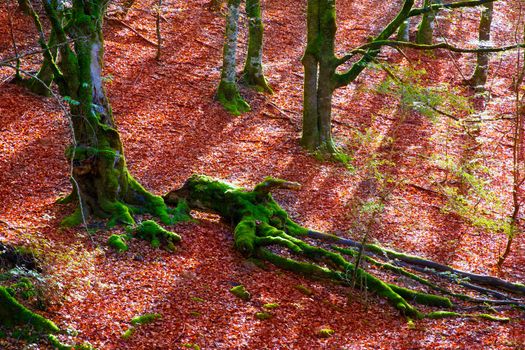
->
[466, 2, 493, 90]
[23, 29, 58, 96]
[33, 0, 180, 227]
[241, 0, 272, 93]
[217, 0, 250, 115]
[416, 0, 441, 45]
[300, 0, 338, 154]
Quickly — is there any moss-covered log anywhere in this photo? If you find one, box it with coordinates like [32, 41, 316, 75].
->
[163, 175, 520, 320]
[0, 286, 59, 334]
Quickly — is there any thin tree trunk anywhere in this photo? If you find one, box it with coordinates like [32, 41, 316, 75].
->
[242, 0, 272, 93]
[301, 0, 321, 150]
[467, 3, 493, 89]
[397, 18, 410, 41]
[416, 0, 441, 44]
[217, 0, 250, 115]
[24, 29, 58, 96]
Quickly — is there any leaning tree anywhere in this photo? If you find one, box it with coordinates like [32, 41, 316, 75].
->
[2, 0, 525, 344]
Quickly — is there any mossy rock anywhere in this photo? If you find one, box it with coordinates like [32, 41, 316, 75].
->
[255, 311, 272, 320]
[107, 234, 128, 253]
[294, 284, 313, 296]
[317, 328, 335, 338]
[263, 303, 279, 310]
[230, 285, 251, 301]
[130, 313, 162, 326]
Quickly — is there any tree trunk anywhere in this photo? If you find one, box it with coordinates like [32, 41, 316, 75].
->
[466, 3, 493, 90]
[241, 0, 272, 93]
[300, 0, 337, 154]
[39, 1, 182, 227]
[397, 18, 410, 41]
[217, 0, 250, 115]
[416, 0, 441, 45]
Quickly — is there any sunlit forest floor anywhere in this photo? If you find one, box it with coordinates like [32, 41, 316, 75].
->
[0, 0, 524, 348]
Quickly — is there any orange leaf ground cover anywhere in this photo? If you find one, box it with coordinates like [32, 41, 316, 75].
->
[0, 0, 524, 348]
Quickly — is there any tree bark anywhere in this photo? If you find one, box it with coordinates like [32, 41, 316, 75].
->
[242, 0, 272, 93]
[217, 0, 250, 115]
[416, 0, 441, 44]
[300, 0, 338, 153]
[466, 3, 493, 89]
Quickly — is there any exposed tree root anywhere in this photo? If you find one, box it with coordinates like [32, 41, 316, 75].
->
[164, 175, 523, 320]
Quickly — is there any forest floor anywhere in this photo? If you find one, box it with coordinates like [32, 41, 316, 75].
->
[0, 0, 524, 349]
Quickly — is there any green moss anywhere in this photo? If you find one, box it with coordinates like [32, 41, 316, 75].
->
[425, 311, 509, 322]
[107, 234, 128, 252]
[0, 286, 59, 333]
[60, 208, 83, 227]
[230, 285, 251, 301]
[234, 217, 257, 256]
[389, 285, 453, 308]
[294, 284, 314, 296]
[263, 303, 279, 309]
[217, 81, 250, 116]
[189, 311, 201, 317]
[183, 343, 201, 350]
[121, 326, 135, 340]
[134, 220, 181, 251]
[190, 296, 206, 303]
[47, 334, 95, 350]
[130, 313, 162, 326]
[317, 328, 335, 338]
[255, 311, 272, 320]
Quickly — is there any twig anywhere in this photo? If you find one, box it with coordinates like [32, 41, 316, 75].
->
[106, 17, 158, 46]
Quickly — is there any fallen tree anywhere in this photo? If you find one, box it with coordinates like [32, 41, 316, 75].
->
[163, 175, 524, 320]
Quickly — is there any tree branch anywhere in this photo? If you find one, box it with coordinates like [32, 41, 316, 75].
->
[409, 0, 497, 17]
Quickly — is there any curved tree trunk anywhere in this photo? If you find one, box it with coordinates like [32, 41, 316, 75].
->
[217, 0, 250, 115]
[37, 0, 183, 227]
[242, 0, 273, 93]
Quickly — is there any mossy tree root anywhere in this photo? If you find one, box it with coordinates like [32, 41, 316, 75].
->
[162, 175, 520, 320]
[0, 286, 59, 334]
[307, 230, 525, 296]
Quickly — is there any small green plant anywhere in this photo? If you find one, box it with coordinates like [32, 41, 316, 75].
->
[376, 65, 473, 122]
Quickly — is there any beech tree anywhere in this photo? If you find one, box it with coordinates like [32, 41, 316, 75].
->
[299, 0, 511, 156]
